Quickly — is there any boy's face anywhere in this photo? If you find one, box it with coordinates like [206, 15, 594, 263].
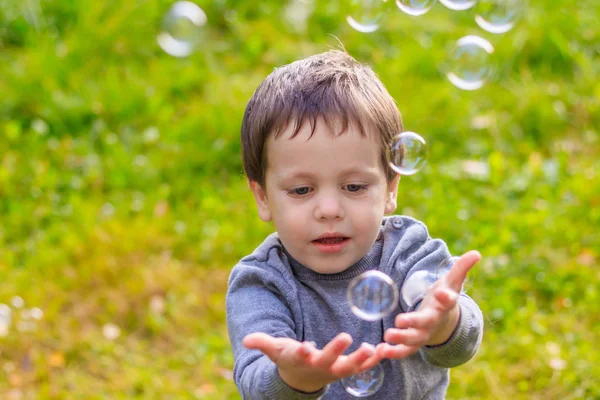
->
[250, 119, 400, 274]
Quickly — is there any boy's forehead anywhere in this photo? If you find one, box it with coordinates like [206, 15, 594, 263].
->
[264, 118, 384, 173]
[272, 117, 379, 143]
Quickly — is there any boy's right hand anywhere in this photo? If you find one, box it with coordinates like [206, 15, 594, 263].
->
[243, 332, 380, 393]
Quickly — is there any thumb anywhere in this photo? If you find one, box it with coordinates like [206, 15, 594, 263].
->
[243, 332, 274, 349]
[243, 333, 293, 363]
[444, 250, 481, 292]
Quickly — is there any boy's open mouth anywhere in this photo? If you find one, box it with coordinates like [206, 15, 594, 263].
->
[312, 237, 348, 244]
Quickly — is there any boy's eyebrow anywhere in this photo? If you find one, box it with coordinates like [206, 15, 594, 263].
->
[276, 167, 380, 181]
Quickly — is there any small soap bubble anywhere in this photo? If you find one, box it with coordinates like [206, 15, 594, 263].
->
[342, 362, 385, 397]
[29, 307, 44, 320]
[396, 0, 436, 16]
[101, 202, 116, 217]
[347, 271, 399, 321]
[157, 1, 207, 58]
[346, 0, 387, 33]
[10, 296, 24, 309]
[103, 323, 121, 340]
[17, 320, 36, 333]
[445, 35, 495, 91]
[436, 256, 473, 292]
[475, 0, 522, 34]
[388, 132, 428, 175]
[175, 220, 187, 234]
[0, 304, 12, 318]
[401, 270, 435, 308]
[284, 0, 315, 32]
[0, 304, 11, 337]
[0, 323, 8, 337]
[439, 0, 477, 10]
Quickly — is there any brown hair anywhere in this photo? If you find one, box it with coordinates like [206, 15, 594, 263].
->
[241, 50, 402, 187]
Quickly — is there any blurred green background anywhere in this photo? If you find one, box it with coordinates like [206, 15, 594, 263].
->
[0, 0, 598, 398]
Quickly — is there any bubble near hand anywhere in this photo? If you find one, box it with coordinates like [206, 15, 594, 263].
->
[436, 256, 474, 292]
[347, 271, 399, 321]
[388, 132, 427, 175]
[346, 0, 387, 33]
[342, 362, 385, 397]
[401, 270, 436, 308]
[157, 1, 207, 58]
[475, 0, 522, 34]
[445, 35, 495, 91]
[439, 0, 477, 10]
[396, 0, 436, 16]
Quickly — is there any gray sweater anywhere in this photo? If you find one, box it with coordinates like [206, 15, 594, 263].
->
[226, 216, 483, 399]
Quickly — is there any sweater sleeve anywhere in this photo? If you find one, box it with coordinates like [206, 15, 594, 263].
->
[419, 294, 483, 368]
[387, 217, 484, 368]
[226, 262, 327, 400]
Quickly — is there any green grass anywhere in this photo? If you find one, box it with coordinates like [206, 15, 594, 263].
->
[0, 0, 599, 398]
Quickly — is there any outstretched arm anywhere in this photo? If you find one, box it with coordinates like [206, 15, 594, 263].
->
[227, 265, 380, 399]
[380, 250, 484, 367]
[244, 332, 380, 393]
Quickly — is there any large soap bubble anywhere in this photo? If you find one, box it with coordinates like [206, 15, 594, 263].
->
[157, 1, 207, 57]
[445, 35, 495, 91]
[346, 0, 387, 33]
[347, 270, 399, 321]
[342, 362, 385, 397]
[396, 0, 436, 16]
[475, 0, 523, 34]
[439, 0, 477, 10]
[388, 132, 428, 175]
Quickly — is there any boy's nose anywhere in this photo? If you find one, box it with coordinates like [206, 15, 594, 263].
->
[314, 195, 345, 220]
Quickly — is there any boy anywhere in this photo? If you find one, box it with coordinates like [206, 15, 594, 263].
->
[226, 50, 483, 399]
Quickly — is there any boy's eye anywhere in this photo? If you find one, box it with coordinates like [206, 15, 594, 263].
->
[290, 187, 311, 195]
[346, 184, 367, 192]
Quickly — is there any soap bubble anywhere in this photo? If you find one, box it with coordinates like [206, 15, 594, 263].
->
[388, 132, 428, 175]
[11, 296, 24, 308]
[436, 256, 474, 292]
[401, 270, 436, 308]
[342, 362, 385, 397]
[346, 0, 387, 33]
[347, 270, 399, 321]
[0, 301, 44, 336]
[396, 0, 436, 16]
[157, 1, 207, 57]
[475, 0, 522, 34]
[445, 35, 495, 91]
[439, 0, 477, 10]
[0, 304, 12, 337]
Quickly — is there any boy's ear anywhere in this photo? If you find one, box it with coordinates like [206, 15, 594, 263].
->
[249, 180, 272, 222]
[384, 174, 401, 214]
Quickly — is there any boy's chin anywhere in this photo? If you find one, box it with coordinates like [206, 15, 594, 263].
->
[305, 260, 351, 275]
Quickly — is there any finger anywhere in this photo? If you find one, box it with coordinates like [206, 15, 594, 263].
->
[395, 308, 438, 330]
[433, 287, 459, 310]
[331, 343, 375, 376]
[358, 350, 383, 372]
[377, 343, 420, 360]
[444, 250, 481, 292]
[242, 332, 282, 361]
[313, 332, 352, 369]
[346, 343, 376, 366]
[243, 333, 301, 363]
[384, 328, 428, 346]
[242, 332, 275, 350]
[296, 341, 316, 360]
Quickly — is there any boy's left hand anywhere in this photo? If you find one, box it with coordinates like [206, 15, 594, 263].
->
[377, 250, 482, 359]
